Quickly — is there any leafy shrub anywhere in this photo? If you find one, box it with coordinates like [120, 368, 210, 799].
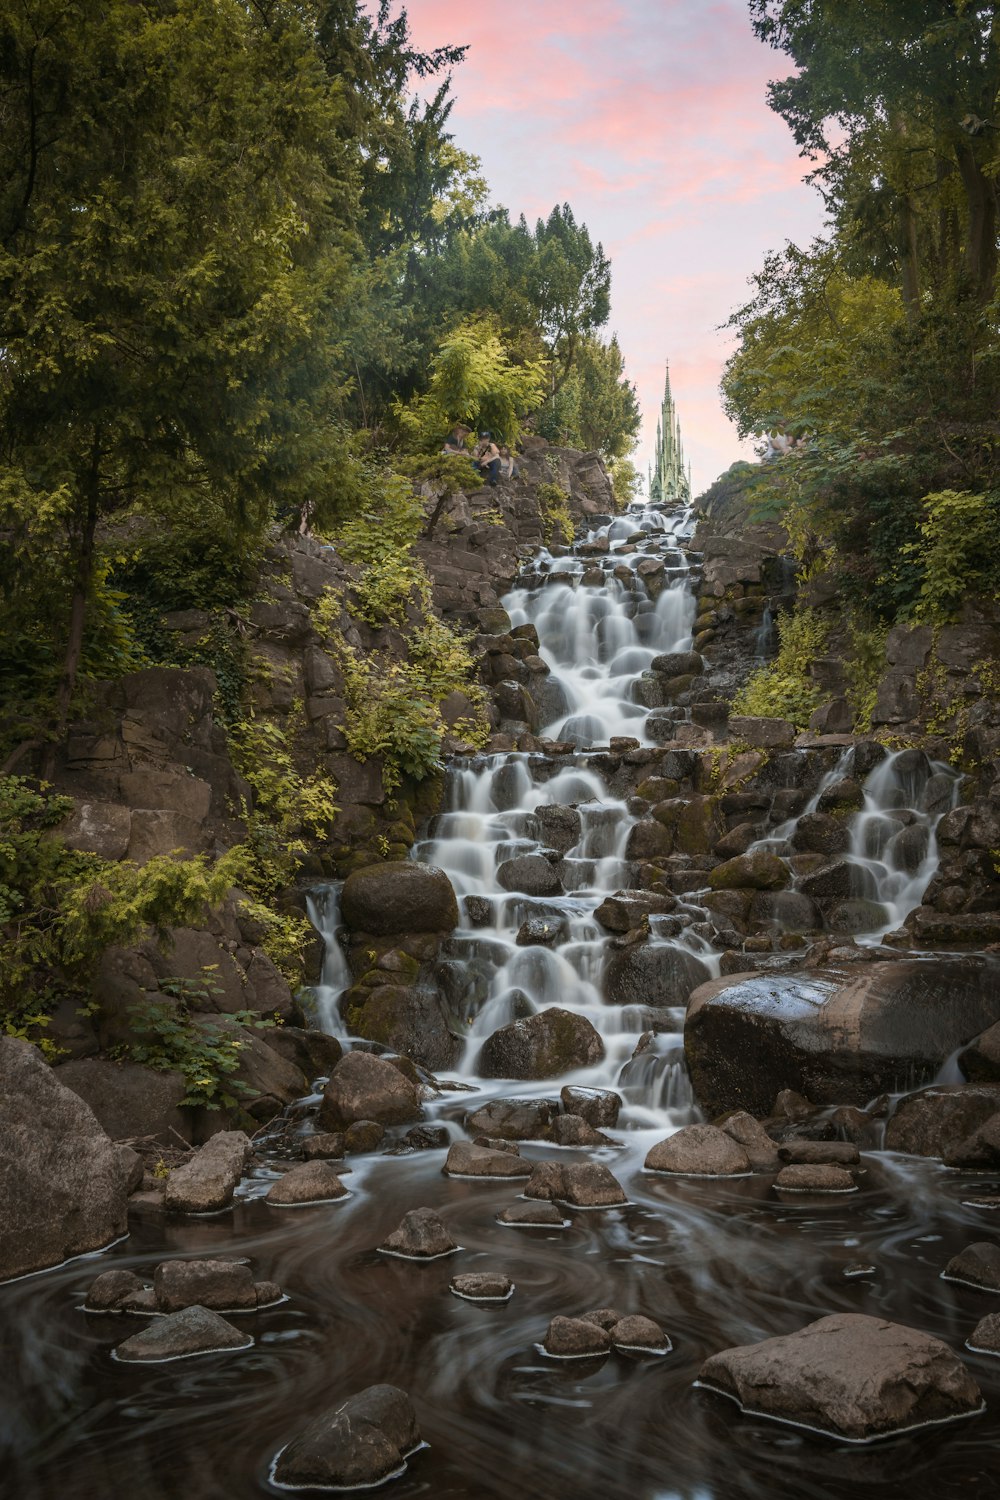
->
[123, 984, 275, 1111]
[537, 482, 574, 546]
[732, 608, 828, 727]
[904, 489, 1000, 623]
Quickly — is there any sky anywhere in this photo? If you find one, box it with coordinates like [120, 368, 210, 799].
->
[403, 0, 828, 493]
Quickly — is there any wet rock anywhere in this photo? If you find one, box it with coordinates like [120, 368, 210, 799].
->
[114, 1305, 253, 1363]
[543, 1316, 612, 1358]
[346, 982, 461, 1073]
[799, 860, 875, 901]
[559, 1162, 628, 1206]
[959, 1021, 1000, 1083]
[727, 716, 796, 750]
[605, 942, 710, 1008]
[497, 1200, 568, 1228]
[625, 818, 674, 860]
[341, 862, 458, 936]
[443, 1141, 533, 1179]
[479, 1007, 604, 1079]
[402, 1125, 449, 1151]
[516, 915, 565, 947]
[319, 1051, 421, 1131]
[560, 1085, 621, 1128]
[651, 651, 704, 677]
[582, 1307, 621, 1330]
[612, 1315, 670, 1352]
[380, 1208, 457, 1259]
[273, 1385, 420, 1491]
[1, 1039, 129, 1281]
[817, 777, 865, 813]
[450, 1273, 513, 1302]
[523, 1161, 568, 1201]
[967, 1313, 1000, 1355]
[774, 1163, 857, 1192]
[777, 1141, 861, 1166]
[645, 1124, 751, 1176]
[594, 893, 676, 933]
[496, 854, 563, 896]
[54, 1057, 193, 1146]
[85, 1269, 147, 1312]
[302, 1131, 345, 1161]
[255, 1281, 283, 1307]
[344, 1119, 386, 1153]
[714, 822, 765, 858]
[154, 1259, 257, 1311]
[267, 1161, 350, 1206]
[943, 1113, 1000, 1169]
[942, 1242, 1000, 1291]
[885, 1083, 1000, 1159]
[471, 1136, 521, 1154]
[791, 812, 851, 857]
[707, 850, 789, 892]
[464, 896, 494, 927]
[465, 1097, 559, 1140]
[718, 1111, 780, 1170]
[686, 961, 1000, 1118]
[698, 1314, 982, 1440]
[549, 1114, 610, 1147]
[534, 805, 582, 853]
[163, 1131, 250, 1215]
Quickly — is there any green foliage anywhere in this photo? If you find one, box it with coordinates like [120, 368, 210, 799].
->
[533, 334, 641, 461]
[732, 609, 829, 728]
[537, 483, 574, 547]
[844, 617, 890, 733]
[123, 987, 274, 1111]
[904, 490, 1000, 623]
[394, 317, 547, 448]
[609, 457, 642, 509]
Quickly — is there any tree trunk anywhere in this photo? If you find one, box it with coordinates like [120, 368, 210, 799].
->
[954, 138, 998, 301]
[899, 195, 921, 324]
[45, 459, 100, 774]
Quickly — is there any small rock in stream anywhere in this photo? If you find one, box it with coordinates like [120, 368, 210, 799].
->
[718, 1112, 780, 1171]
[967, 1313, 1000, 1355]
[548, 1114, 611, 1147]
[163, 1131, 250, 1214]
[465, 1096, 559, 1141]
[113, 1305, 253, 1363]
[523, 1161, 567, 1200]
[777, 1140, 861, 1166]
[379, 1208, 458, 1260]
[774, 1163, 857, 1193]
[698, 1313, 982, 1441]
[267, 1161, 350, 1206]
[301, 1132, 345, 1161]
[942, 1242, 1000, 1291]
[497, 1201, 569, 1229]
[542, 1316, 613, 1359]
[560, 1085, 621, 1128]
[450, 1273, 514, 1302]
[560, 1162, 628, 1207]
[645, 1124, 751, 1177]
[443, 1141, 533, 1178]
[85, 1269, 147, 1312]
[153, 1258, 258, 1311]
[272, 1385, 420, 1491]
[581, 1307, 621, 1330]
[345, 1119, 386, 1153]
[611, 1315, 671, 1353]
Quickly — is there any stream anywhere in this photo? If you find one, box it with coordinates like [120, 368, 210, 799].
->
[3, 499, 999, 1500]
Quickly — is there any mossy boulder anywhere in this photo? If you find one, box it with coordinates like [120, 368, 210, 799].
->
[605, 941, 711, 1007]
[344, 983, 460, 1072]
[478, 1007, 604, 1079]
[650, 795, 715, 855]
[708, 850, 790, 892]
[341, 862, 458, 937]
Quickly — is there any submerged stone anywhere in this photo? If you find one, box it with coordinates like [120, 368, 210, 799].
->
[114, 1305, 252, 1363]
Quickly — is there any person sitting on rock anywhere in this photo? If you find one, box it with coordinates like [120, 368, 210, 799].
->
[441, 424, 471, 456]
[473, 430, 501, 486]
[498, 444, 517, 481]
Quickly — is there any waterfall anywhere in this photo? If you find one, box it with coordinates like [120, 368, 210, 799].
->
[304, 885, 352, 1038]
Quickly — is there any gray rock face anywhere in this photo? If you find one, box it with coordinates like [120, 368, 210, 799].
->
[942, 1242, 1000, 1290]
[777, 1141, 860, 1165]
[686, 960, 1000, 1118]
[380, 1208, 457, 1259]
[464, 1096, 559, 1141]
[302, 1131, 345, 1161]
[774, 1163, 857, 1193]
[153, 1259, 257, 1311]
[549, 1114, 608, 1146]
[273, 1386, 420, 1491]
[0, 1039, 128, 1282]
[53, 1058, 193, 1145]
[341, 862, 458, 935]
[645, 1124, 751, 1176]
[114, 1305, 253, 1363]
[707, 850, 790, 892]
[885, 1083, 1000, 1159]
[478, 1007, 604, 1079]
[163, 1131, 250, 1214]
[443, 1142, 533, 1179]
[727, 716, 796, 750]
[266, 1161, 350, 1206]
[543, 1316, 612, 1358]
[319, 1051, 421, 1130]
[698, 1314, 982, 1441]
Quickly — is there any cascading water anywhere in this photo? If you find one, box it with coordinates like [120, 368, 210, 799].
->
[304, 886, 353, 1037]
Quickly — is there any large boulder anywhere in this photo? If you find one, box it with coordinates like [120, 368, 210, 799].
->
[605, 941, 711, 1008]
[0, 1039, 129, 1281]
[341, 863, 458, 937]
[685, 958, 1000, 1117]
[319, 1051, 422, 1130]
[645, 1124, 750, 1176]
[478, 1007, 604, 1079]
[273, 1386, 420, 1491]
[884, 1083, 1000, 1159]
[707, 850, 789, 892]
[344, 984, 460, 1072]
[698, 1314, 982, 1441]
[54, 1057, 195, 1144]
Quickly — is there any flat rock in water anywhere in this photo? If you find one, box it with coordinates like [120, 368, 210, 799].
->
[497, 1200, 568, 1228]
[114, 1305, 253, 1363]
[163, 1131, 250, 1214]
[464, 1097, 558, 1141]
[380, 1208, 457, 1259]
[543, 1315, 613, 1358]
[967, 1313, 1000, 1354]
[443, 1141, 532, 1178]
[698, 1313, 982, 1440]
[85, 1269, 146, 1312]
[718, 1111, 780, 1171]
[273, 1385, 420, 1491]
[612, 1315, 670, 1352]
[559, 1162, 628, 1207]
[267, 1161, 350, 1206]
[774, 1163, 857, 1193]
[450, 1272, 513, 1302]
[942, 1242, 1000, 1290]
[645, 1124, 751, 1177]
[778, 1141, 860, 1166]
[154, 1258, 257, 1311]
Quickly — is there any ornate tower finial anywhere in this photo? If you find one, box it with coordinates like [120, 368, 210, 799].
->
[650, 358, 690, 506]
